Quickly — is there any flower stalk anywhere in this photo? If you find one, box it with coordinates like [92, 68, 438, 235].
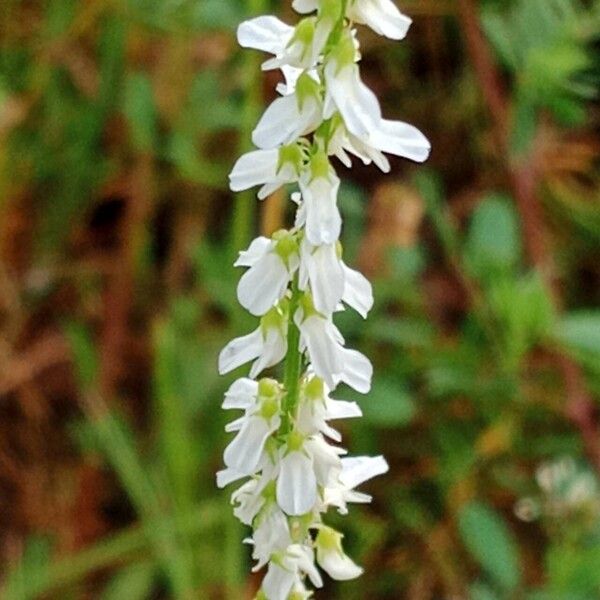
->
[282, 276, 302, 434]
[218, 1, 430, 597]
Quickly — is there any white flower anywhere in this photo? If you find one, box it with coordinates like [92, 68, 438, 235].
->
[298, 153, 342, 245]
[262, 544, 323, 600]
[328, 116, 431, 169]
[368, 118, 431, 164]
[315, 526, 363, 580]
[299, 239, 344, 316]
[221, 0, 427, 593]
[299, 239, 373, 318]
[277, 433, 318, 516]
[347, 0, 412, 40]
[297, 376, 362, 442]
[305, 435, 345, 488]
[253, 73, 323, 149]
[296, 298, 373, 392]
[236, 233, 299, 316]
[238, 15, 294, 55]
[229, 147, 301, 199]
[323, 33, 430, 163]
[262, 18, 326, 74]
[222, 377, 259, 410]
[292, 0, 412, 40]
[231, 478, 267, 525]
[323, 44, 379, 138]
[223, 379, 282, 475]
[276, 428, 346, 516]
[324, 455, 389, 514]
[341, 261, 373, 318]
[237, 16, 304, 96]
[218, 304, 288, 377]
[251, 504, 292, 571]
[231, 463, 278, 524]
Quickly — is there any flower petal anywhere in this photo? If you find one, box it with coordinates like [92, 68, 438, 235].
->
[300, 316, 343, 389]
[250, 326, 287, 378]
[215, 467, 247, 488]
[340, 455, 389, 489]
[369, 119, 431, 163]
[325, 62, 381, 139]
[222, 377, 259, 410]
[224, 416, 277, 475]
[253, 94, 321, 149]
[303, 242, 345, 315]
[338, 348, 373, 393]
[318, 549, 363, 581]
[348, 0, 412, 40]
[218, 328, 263, 375]
[235, 236, 271, 267]
[325, 398, 363, 420]
[237, 15, 294, 54]
[302, 173, 342, 246]
[262, 562, 295, 600]
[229, 149, 279, 192]
[238, 253, 290, 316]
[277, 450, 318, 515]
[342, 263, 373, 318]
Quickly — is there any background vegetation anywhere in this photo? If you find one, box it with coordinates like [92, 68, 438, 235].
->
[1, 0, 599, 598]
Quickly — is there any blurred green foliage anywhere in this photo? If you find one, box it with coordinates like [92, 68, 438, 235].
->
[0, 0, 599, 599]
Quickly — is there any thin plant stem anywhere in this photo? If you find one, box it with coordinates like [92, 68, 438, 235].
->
[282, 275, 302, 434]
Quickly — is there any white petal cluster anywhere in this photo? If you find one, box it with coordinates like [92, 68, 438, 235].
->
[219, 1, 428, 598]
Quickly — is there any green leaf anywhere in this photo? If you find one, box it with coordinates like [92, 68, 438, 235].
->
[63, 321, 98, 391]
[554, 311, 600, 355]
[464, 194, 521, 280]
[367, 317, 434, 349]
[458, 501, 521, 591]
[470, 581, 501, 600]
[2, 537, 51, 600]
[153, 317, 201, 509]
[102, 562, 156, 600]
[487, 272, 555, 364]
[360, 377, 416, 428]
[124, 73, 158, 153]
[546, 543, 600, 596]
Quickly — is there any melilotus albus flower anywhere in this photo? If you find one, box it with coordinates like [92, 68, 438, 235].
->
[219, 0, 429, 597]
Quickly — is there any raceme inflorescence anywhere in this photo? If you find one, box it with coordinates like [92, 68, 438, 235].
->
[218, 1, 430, 598]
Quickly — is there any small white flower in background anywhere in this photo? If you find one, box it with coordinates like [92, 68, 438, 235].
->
[220, 0, 428, 596]
[514, 456, 600, 523]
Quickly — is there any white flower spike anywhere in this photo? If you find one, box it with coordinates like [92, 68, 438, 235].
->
[220, 0, 428, 596]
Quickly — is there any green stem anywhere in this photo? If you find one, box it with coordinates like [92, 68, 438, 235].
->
[282, 277, 302, 434]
